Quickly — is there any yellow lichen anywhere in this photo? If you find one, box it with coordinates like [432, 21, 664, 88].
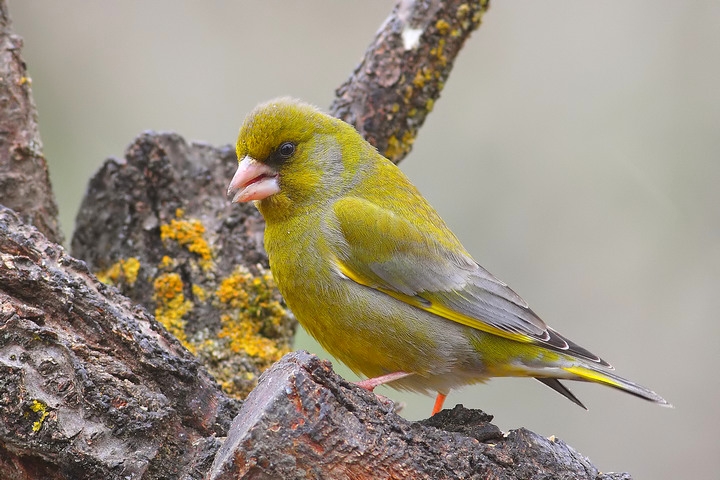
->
[472, 9, 484, 25]
[96, 257, 141, 286]
[385, 129, 417, 161]
[435, 19, 450, 35]
[402, 130, 416, 149]
[96, 264, 119, 285]
[403, 84, 414, 101]
[456, 3, 470, 20]
[153, 272, 193, 350]
[412, 68, 435, 90]
[433, 38, 448, 66]
[160, 218, 213, 271]
[385, 135, 401, 160]
[122, 257, 140, 284]
[218, 314, 285, 359]
[159, 255, 175, 269]
[192, 284, 208, 302]
[413, 70, 426, 88]
[29, 399, 49, 432]
[216, 266, 290, 363]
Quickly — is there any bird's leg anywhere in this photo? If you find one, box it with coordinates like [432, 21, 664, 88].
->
[354, 371, 412, 391]
[431, 392, 447, 416]
[354, 372, 412, 413]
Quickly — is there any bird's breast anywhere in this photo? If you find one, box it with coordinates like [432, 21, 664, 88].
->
[261, 211, 494, 393]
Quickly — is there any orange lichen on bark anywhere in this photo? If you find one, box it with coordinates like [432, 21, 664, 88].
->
[159, 213, 213, 271]
[153, 272, 193, 350]
[96, 257, 141, 286]
[216, 266, 290, 363]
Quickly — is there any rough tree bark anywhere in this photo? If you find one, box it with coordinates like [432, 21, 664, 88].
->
[0, 206, 240, 479]
[206, 352, 630, 480]
[331, 0, 489, 163]
[1, 0, 636, 478]
[0, 0, 62, 244]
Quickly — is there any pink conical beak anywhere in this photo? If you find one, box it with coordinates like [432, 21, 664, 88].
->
[227, 156, 280, 203]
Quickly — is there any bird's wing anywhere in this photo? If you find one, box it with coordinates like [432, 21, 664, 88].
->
[332, 196, 609, 366]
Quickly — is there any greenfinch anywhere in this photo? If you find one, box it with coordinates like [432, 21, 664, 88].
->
[228, 97, 669, 415]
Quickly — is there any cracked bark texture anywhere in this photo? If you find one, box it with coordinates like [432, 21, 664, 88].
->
[0, 0, 63, 244]
[70, 133, 295, 400]
[208, 352, 631, 480]
[331, 0, 490, 163]
[0, 0, 637, 478]
[0, 206, 241, 479]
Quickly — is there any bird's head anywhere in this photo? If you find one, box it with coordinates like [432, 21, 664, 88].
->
[228, 98, 365, 219]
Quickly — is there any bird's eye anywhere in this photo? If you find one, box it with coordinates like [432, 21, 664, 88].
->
[278, 142, 296, 159]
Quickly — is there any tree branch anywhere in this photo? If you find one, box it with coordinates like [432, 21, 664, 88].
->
[331, 0, 489, 163]
[208, 352, 630, 480]
[0, 206, 240, 479]
[0, 0, 63, 244]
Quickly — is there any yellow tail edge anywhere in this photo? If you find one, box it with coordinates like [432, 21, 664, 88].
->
[563, 365, 672, 407]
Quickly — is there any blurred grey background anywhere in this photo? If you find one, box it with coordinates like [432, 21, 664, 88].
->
[10, 1, 719, 478]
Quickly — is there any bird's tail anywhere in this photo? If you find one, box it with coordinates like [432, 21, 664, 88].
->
[560, 364, 672, 407]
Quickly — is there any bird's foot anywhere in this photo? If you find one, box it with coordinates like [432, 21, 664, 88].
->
[354, 371, 412, 391]
[354, 372, 411, 413]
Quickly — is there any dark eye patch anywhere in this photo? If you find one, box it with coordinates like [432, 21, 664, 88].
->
[266, 141, 296, 167]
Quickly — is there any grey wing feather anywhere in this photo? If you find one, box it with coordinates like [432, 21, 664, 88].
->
[376, 252, 612, 367]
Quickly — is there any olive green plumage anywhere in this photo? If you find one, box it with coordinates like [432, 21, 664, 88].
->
[228, 97, 669, 410]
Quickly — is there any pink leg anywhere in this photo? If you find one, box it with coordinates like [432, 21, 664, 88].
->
[355, 371, 413, 392]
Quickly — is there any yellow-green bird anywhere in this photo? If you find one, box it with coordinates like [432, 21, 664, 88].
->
[228, 97, 670, 415]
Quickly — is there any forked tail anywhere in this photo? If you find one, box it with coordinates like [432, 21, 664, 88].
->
[562, 364, 672, 406]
